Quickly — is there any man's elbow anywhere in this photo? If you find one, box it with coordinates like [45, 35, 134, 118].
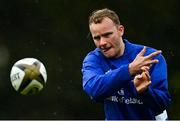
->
[83, 85, 104, 102]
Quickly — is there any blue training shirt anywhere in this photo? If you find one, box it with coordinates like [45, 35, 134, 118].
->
[82, 39, 171, 120]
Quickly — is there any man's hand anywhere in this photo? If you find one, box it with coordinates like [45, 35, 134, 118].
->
[129, 46, 161, 76]
[133, 66, 151, 94]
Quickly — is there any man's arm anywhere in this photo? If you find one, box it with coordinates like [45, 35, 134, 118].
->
[134, 54, 171, 115]
[82, 54, 132, 101]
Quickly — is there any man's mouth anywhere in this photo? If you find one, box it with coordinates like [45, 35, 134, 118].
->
[102, 47, 112, 53]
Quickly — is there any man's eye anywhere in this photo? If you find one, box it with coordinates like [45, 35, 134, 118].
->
[103, 33, 112, 38]
[94, 36, 100, 40]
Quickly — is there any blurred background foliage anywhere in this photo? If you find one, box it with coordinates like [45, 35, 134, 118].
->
[0, 0, 179, 119]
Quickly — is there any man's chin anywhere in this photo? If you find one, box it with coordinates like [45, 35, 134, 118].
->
[102, 51, 120, 58]
[103, 53, 114, 58]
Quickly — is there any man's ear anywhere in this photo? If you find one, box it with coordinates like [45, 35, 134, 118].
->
[118, 25, 124, 36]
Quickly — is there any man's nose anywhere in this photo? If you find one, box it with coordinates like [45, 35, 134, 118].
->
[99, 37, 107, 46]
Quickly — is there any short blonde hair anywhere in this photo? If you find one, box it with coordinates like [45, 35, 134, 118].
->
[89, 8, 121, 25]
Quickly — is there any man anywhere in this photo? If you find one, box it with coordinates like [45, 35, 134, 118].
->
[81, 8, 171, 120]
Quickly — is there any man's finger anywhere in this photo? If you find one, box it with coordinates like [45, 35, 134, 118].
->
[146, 59, 159, 65]
[146, 50, 162, 59]
[138, 46, 147, 56]
[141, 66, 150, 72]
[146, 81, 151, 87]
[144, 71, 151, 81]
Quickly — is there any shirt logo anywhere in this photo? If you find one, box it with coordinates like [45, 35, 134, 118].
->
[106, 89, 143, 105]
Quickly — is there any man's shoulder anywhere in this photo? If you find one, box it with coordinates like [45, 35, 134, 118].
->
[130, 40, 164, 59]
[83, 48, 103, 62]
[125, 40, 145, 55]
[126, 39, 157, 54]
[88, 48, 101, 56]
